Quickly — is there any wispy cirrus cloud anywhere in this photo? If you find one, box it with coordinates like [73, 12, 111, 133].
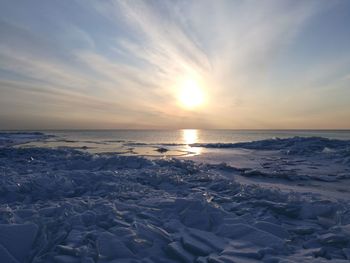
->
[0, 0, 349, 129]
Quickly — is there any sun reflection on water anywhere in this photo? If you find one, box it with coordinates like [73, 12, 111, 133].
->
[182, 129, 198, 144]
[182, 129, 201, 155]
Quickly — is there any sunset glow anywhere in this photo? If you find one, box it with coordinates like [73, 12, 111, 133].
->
[0, 0, 349, 129]
[178, 78, 205, 110]
[1, 1, 350, 261]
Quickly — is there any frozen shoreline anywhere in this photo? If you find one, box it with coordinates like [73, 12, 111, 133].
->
[0, 133, 350, 262]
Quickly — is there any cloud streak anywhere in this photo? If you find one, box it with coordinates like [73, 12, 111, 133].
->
[0, 0, 349, 129]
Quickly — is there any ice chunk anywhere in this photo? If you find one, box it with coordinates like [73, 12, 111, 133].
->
[343, 248, 350, 260]
[166, 241, 195, 263]
[178, 200, 217, 231]
[56, 245, 79, 256]
[0, 223, 38, 263]
[221, 246, 262, 260]
[292, 226, 316, 235]
[300, 201, 336, 219]
[134, 223, 172, 243]
[339, 224, 350, 236]
[0, 245, 19, 263]
[253, 221, 289, 239]
[97, 232, 135, 259]
[81, 210, 96, 226]
[66, 229, 84, 245]
[156, 147, 168, 153]
[318, 233, 349, 246]
[217, 224, 284, 249]
[180, 208, 211, 230]
[187, 228, 226, 251]
[207, 254, 261, 263]
[53, 255, 80, 263]
[181, 232, 213, 256]
[81, 258, 95, 263]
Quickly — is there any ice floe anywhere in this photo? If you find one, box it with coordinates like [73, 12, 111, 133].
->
[0, 134, 349, 262]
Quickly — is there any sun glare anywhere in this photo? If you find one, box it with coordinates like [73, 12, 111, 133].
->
[182, 129, 198, 144]
[182, 129, 202, 155]
[178, 78, 205, 109]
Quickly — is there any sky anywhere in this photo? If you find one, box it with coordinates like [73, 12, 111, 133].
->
[0, 0, 350, 130]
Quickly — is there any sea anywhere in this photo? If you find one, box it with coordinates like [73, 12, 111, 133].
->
[13, 129, 350, 157]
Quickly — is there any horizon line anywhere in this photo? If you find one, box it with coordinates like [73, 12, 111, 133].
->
[1, 128, 350, 132]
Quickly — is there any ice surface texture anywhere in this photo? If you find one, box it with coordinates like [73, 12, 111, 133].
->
[0, 132, 51, 148]
[195, 136, 350, 153]
[0, 135, 350, 262]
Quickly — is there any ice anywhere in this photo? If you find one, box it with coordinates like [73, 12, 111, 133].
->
[185, 228, 226, 252]
[181, 232, 212, 256]
[53, 255, 80, 263]
[194, 136, 350, 155]
[217, 223, 285, 250]
[166, 241, 195, 263]
[97, 232, 135, 260]
[317, 233, 348, 246]
[207, 254, 261, 263]
[253, 221, 289, 239]
[221, 245, 262, 260]
[0, 245, 20, 263]
[343, 248, 350, 259]
[0, 224, 38, 263]
[0, 132, 50, 148]
[0, 134, 350, 262]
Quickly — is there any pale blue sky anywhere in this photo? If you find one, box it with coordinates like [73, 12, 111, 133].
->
[0, 0, 349, 129]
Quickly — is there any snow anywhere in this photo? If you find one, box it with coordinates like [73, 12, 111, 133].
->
[0, 133, 350, 262]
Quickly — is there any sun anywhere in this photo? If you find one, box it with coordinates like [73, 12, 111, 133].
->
[178, 78, 205, 109]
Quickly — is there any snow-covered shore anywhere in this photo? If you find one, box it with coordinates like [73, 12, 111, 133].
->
[0, 133, 350, 262]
